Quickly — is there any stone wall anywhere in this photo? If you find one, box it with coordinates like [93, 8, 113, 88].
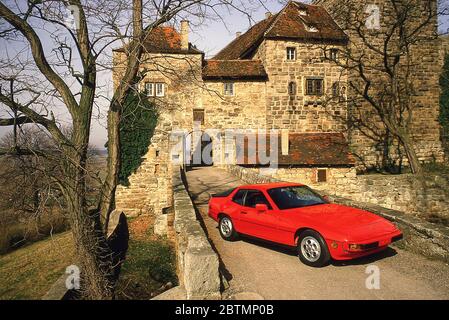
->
[113, 51, 203, 218]
[223, 164, 449, 263]
[201, 80, 267, 130]
[313, 0, 445, 168]
[333, 174, 449, 220]
[246, 166, 357, 193]
[172, 166, 221, 300]
[259, 40, 348, 133]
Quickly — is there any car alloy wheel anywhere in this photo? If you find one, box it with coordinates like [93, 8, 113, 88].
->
[300, 236, 322, 262]
[297, 229, 331, 267]
[219, 216, 238, 241]
[220, 217, 233, 237]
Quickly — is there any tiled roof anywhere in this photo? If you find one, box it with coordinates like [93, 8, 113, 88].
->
[114, 26, 202, 54]
[214, 14, 279, 60]
[236, 132, 356, 166]
[202, 60, 268, 80]
[214, 1, 348, 60]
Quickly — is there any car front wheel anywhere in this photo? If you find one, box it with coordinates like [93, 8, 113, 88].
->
[219, 216, 238, 241]
[297, 230, 331, 268]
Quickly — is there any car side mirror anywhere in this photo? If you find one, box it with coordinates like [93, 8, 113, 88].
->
[255, 204, 268, 213]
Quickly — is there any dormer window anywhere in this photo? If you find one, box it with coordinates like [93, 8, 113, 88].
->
[287, 47, 296, 61]
[305, 24, 318, 33]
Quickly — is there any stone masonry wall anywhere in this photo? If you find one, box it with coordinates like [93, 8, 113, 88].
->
[172, 166, 221, 299]
[314, 0, 445, 168]
[260, 40, 348, 133]
[249, 166, 357, 193]
[113, 51, 203, 218]
[201, 81, 267, 130]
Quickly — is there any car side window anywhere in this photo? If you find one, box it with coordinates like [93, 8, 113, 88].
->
[232, 190, 246, 206]
[244, 190, 272, 209]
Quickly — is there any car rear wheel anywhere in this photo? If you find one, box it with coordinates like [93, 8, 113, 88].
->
[297, 230, 331, 268]
[219, 216, 238, 241]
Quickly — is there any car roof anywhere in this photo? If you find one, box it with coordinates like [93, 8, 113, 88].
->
[237, 182, 304, 190]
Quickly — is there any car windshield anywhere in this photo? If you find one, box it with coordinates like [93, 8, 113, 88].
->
[267, 186, 326, 210]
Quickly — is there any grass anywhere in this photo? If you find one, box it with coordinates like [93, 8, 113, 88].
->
[0, 232, 74, 300]
[0, 215, 177, 300]
[114, 216, 178, 300]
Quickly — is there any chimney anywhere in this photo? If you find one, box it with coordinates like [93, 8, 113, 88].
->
[181, 20, 189, 51]
[265, 12, 272, 19]
[236, 32, 242, 38]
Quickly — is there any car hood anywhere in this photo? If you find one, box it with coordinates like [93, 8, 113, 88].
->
[283, 203, 398, 242]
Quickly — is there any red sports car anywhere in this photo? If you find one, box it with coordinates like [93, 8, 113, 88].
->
[208, 182, 403, 267]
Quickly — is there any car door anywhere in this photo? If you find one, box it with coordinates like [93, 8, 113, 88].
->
[239, 189, 280, 242]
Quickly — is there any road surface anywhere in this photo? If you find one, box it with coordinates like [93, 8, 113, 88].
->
[185, 166, 449, 300]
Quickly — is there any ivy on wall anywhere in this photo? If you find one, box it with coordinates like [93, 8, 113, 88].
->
[118, 91, 158, 186]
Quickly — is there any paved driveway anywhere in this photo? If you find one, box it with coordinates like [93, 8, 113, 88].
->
[185, 166, 449, 300]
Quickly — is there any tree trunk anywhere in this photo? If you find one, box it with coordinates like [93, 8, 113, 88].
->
[65, 148, 115, 300]
[399, 132, 422, 174]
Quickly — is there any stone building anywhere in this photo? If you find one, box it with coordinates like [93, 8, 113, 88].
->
[112, 0, 444, 217]
[314, 0, 445, 168]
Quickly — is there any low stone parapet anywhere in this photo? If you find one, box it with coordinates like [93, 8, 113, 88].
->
[172, 166, 221, 300]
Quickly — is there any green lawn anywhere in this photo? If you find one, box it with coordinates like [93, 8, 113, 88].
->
[0, 232, 74, 300]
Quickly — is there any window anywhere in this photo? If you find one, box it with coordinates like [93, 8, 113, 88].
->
[317, 169, 327, 183]
[145, 82, 165, 97]
[332, 82, 340, 98]
[328, 48, 338, 61]
[287, 47, 296, 61]
[306, 78, 324, 96]
[232, 189, 246, 206]
[145, 82, 154, 97]
[224, 83, 234, 96]
[193, 109, 205, 125]
[156, 83, 165, 97]
[288, 81, 297, 96]
[244, 190, 272, 209]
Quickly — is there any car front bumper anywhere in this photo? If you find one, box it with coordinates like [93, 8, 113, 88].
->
[327, 231, 403, 261]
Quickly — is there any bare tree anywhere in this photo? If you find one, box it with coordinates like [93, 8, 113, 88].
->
[320, 0, 449, 174]
[0, 0, 266, 299]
